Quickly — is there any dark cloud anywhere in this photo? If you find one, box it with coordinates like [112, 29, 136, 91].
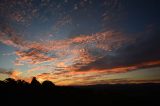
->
[0, 68, 13, 75]
[78, 27, 160, 71]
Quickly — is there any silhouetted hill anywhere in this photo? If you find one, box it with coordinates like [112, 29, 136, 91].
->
[0, 78, 160, 106]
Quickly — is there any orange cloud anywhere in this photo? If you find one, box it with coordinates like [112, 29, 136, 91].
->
[1, 30, 128, 71]
[0, 68, 23, 81]
[12, 60, 159, 86]
[78, 60, 160, 73]
[10, 70, 22, 80]
[15, 49, 55, 65]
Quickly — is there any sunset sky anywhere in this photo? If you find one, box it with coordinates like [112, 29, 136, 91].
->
[0, 0, 160, 85]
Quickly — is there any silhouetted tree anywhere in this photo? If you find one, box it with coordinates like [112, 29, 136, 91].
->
[30, 77, 41, 88]
[0, 80, 5, 87]
[42, 80, 55, 89]
[17, 79, 29, 88]
[4, 78, 17, 88]
[4, 78, 16, 83]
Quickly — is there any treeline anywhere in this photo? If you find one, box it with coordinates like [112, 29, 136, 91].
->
[0, 77, 55, 89]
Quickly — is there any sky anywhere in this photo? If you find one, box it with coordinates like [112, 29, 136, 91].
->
[0, 0, 160, 85]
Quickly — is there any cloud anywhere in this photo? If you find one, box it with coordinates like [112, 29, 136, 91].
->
[0, 68, 22, 79]
[0, 0, 130, 74]
[15, 49, 55, 65]
[0, 24, 27, 49]
[34, 67, 160, 85]
[52, 15, 72, 33]
[0, 25, 128, 70]
[0, 68, 13, 75]
[0, 68, 33, 82]
[82, 79, 160, 85]
[78, 27, 160, 72]
[10, 71, 22, 79]
[27, 66, 49, 73]
[0, 0, 40, 26]
[4, 23, 157, 76]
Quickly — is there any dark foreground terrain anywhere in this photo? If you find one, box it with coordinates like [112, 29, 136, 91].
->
[0, 77, 160, 106]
